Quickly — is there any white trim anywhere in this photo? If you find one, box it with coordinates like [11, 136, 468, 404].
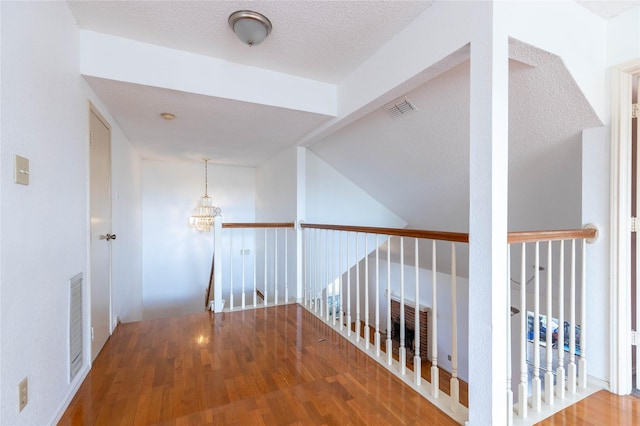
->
[610, 58, 640, 395]
[48, 365, 90, 425]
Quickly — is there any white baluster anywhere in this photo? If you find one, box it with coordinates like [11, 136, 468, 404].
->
[318, 229, 327, 318]
[568, 239, 577, 394]
[556, 240, 566, 399]
[264, 228, 268, 307]
[316, 229, 320, 314]
[431, 240, 439, 398]
[347, 232, 352, 336]
[365, 234, 370, 349]
[387, 235, 393, 366]
[241, 228, 246, 309]
[450, 242, 459, 412]
[253, 228, 257, 308]
[400, 237, 406, 375]
[356, 233, 361, 341]
[339, 231, 344, 331]
[532, 242, 541, 411]
[579, 238, 587, 389]
[326, 229, 330, 321]
[230, 229, 234, 311]
[274, 227, 278, 305]
[414, 238, 421, 386]
[375, 235, 381, 356]
[304, 228, 313, 309]
[518, 242, 528, 418]
[285, 228, 289, 303]
[332, 231, 337, 327]
[507, 244, 513, 425]
[545, 241, 554, 405]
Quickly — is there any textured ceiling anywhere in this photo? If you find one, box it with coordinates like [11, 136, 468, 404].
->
[576, 0, 639, 18]
[84, 77, 332, 166]
[67, 0, 617, 235]
[310, 43, 601, 233]
[68, 0, 433, 83]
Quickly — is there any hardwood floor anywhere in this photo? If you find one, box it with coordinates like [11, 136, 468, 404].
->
[59, 305, 458, 425]
[59, 304, 640, 425]
[536, 390, 640, 425]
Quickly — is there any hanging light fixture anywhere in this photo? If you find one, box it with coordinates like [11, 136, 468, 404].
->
[189, 159, 219, 232]
[228, 10, 272, 46]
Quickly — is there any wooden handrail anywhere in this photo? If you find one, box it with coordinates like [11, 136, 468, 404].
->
[222, 222, 295, 229]
[300, 223, 469, 243]
[507, 228, 597, 244]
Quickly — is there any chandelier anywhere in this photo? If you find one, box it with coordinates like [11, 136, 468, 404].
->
[189, 159, 219, 232]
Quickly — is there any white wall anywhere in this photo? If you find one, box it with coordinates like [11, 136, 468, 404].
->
[607, 7, 640, 68]
[255, 146, 297, 222]
[109, 121, 143, 323]
[255, 146, 298, 302]
[142, 161, 255, 320]
[0, 2, 142, 424]
[305, 150, 406, 228]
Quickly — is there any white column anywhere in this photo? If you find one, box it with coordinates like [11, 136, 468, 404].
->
[468, 2, 509, 423]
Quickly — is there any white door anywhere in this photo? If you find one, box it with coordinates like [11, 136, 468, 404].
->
[89, 106, 113, 361]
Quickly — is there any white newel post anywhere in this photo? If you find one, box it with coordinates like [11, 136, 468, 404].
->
[468, 2, 509, 424]
[212, 208, 224, 312]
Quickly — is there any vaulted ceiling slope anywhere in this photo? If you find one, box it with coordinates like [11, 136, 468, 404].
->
[67, 1, 625, 233]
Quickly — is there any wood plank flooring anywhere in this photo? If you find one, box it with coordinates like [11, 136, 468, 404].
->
[536, 390, 640, 425]
[59, 304, 458, 425]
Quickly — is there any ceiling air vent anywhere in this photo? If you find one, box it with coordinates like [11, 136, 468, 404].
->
[382, 97, 418, 119]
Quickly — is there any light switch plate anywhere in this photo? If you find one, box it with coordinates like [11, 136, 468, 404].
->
[14, 155, 29, 185]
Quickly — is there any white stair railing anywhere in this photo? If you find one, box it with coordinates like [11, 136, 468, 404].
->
[301, 223, 470, 424]
[507, 227, 597, 425]
[214, 223, 295, 311]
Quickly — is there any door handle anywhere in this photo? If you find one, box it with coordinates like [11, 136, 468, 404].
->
[99, 233, 117, 241]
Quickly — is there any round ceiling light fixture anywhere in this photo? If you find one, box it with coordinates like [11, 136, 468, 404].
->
[160, 112, 175, 120]
[228, 10, 272, 47]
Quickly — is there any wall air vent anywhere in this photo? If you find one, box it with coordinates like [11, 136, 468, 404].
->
[382, 97, 418, 119]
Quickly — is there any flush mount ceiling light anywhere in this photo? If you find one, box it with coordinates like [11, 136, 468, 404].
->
[228, 10, 272, 46]
[160, 112, 175, 120]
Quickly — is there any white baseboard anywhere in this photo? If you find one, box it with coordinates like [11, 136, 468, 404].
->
[48, 364, 90, 426]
